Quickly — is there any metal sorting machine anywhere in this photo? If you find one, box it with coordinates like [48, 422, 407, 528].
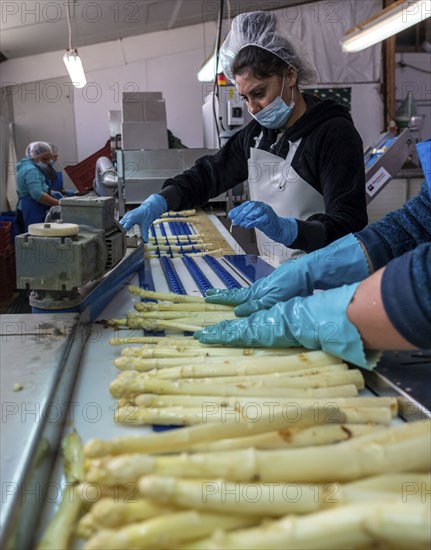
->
[364, 128, 417, 203]
[2, 205, 430, 550]
[116, 148, 221, 218]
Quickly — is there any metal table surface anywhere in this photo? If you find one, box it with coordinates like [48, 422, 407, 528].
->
[0, 313, 84, 549]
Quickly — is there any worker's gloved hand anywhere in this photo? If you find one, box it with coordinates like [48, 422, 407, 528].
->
[229, 201, 298, 246]
[205, 233, 370, 316]
[51, 191, 64, 200]
[196, 283, 379, 370]
[63, 189, 77, 197]
[119, 194, 167, 242]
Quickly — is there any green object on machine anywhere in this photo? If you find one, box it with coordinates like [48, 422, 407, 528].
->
[395, 92, 417, 128]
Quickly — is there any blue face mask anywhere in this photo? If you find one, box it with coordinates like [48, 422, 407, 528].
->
[49, 159, 55, 167]
[250, 77, 295, 130]
[415, 139, 431, 199]
[36, 161, 48, 169]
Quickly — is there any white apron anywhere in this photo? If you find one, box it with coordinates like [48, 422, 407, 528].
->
[247, 137, 325, 265]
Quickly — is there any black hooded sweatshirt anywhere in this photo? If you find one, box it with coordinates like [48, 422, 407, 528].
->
[160, 94, 368, 252]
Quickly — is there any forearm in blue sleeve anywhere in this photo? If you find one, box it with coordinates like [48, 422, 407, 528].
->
[381, 243, 431, 349]
[355, 183, 431, 270]
[27, 172, 48, 202]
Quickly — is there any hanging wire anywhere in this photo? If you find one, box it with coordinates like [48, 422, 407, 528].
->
[212, 0, 225, 147]
[226, 0, 232, 29]
[65, 1, 73, 51]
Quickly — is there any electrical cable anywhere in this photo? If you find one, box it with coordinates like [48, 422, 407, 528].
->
[65, 0, 73, 50]
[212, 0, 225, 147]
[397, 60, 431, 74]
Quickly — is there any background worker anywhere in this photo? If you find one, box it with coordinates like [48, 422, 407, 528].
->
[16, 141, 60, 233]
[120, 11, 367, 263]
[44, 144, 77, 198]
[195, 139, 431, 370]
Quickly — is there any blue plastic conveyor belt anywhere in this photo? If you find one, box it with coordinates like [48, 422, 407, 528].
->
[169, 220, 192, 236]
[203, 255, 242, 289]
[182, 255, 212, 295]
[159, 256, 187, 295]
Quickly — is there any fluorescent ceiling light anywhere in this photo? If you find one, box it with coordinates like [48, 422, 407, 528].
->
[197, 52, 221, 82]
[63, 49, 87, 88]
[341, 0, 431, 52]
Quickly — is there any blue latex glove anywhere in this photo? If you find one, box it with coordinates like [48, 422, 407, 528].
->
[196, 283, 379, 370]
[229, 201, 298, 246]
[206, 233, 370, 316]
[63, 189, 77, 197]
[51, 191, 64, 200]
[119, 194, 167, 242]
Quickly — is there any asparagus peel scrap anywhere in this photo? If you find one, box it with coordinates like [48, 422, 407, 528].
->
[36, 429, 85, 550]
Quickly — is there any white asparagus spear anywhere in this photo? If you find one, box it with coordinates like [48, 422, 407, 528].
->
[83, 510, 258, 550]
[89, 498, 176, 529]
[148, 234, 205, 242]
[152, 216, 199, 224]
[122, 348, 342, 378]
[109, 371, 363, 398]
[84, 414, 389, 459]
[87, 421, 431, 484]
[118, 345, 276, 359]
[340, 472, 431, 502]
[113, 352, 303, 371]
[113, 380, 359, 399]
[139, 476, 337, 516]
[110, 336, 196, 346]
[189, 423, 382, 452]
[76, 483, 139, 504]
[75, 512, 98, 539]
[115, 404, 392, 427]
[118, 317, 204, 332]
[119, 345, 295, 358]
[140, 473, 430, 516]
[160, 209, 197, 217]
[113, 362, 346, 380]
[134, 302, 234, 312]
[62, 428, 85, 483]
[126, 310, 237, 321]
[133, 394, 398, 413]
[114, 356, 231, 370]
[180, 500, 431, 550]
[136, 364, 348, 382]
[148, 236, 205, 244]
[144, 243, 217, 252]
[85, 407, 325, 459]
[128, 286, 205, 303]
[144, 248, 225, 258]
[36, 430, 85, 550]
[36, 486, 82, 550]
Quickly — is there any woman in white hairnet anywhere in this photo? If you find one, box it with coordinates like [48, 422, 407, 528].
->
[16, 141, 60, 232]
[43, 143, 77, 198]
[121, 11, 367, 263]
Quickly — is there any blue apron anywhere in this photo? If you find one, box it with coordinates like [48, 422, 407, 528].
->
[20, 196, 50, 233]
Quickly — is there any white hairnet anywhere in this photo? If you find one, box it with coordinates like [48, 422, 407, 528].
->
[219, 11, 318, 86]
[49, 143, 59, 155]
[26, 141, 52, 159]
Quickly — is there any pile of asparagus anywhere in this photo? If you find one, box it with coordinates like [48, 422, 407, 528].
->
[107, 288, 241, 332]
[38, 289, 431, 549]
[39, 421, 430, 549]
[144, 209, 225, 258]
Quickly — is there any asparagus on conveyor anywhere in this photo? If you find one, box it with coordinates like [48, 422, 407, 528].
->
[179, 499, 431, 550]
[36, 430, 85, 550]
[85, 421, 430, 486]
[44, 281, 430, 549]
